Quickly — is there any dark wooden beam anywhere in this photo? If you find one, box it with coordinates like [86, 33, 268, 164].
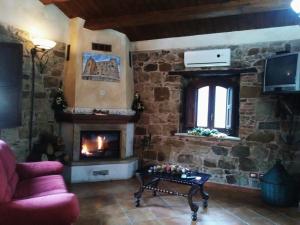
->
[168, 67, 258, 77]
[85, 0, 290, 30]
[40, 0, 70, 5]
[55, 112, 140, 124]
[120, 9, 298, 41]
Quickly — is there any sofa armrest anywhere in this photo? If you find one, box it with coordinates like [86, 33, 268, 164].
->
[0, 193, 80, 225]
[16, 161, 63, 180]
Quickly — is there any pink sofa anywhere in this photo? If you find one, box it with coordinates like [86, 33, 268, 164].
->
[0, 140, 80, 225]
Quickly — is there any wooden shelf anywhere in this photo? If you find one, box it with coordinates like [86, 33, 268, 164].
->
[55, 112, 139, 124]
[168, 67, 257, 77]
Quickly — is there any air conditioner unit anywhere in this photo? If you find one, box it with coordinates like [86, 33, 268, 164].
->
[184, 49, 231, 68]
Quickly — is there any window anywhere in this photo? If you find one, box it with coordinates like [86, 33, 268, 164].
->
[183, 77, 239, 136]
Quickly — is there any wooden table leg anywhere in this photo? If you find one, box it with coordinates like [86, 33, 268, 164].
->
[188, 185, 200, 221]
[200, 185, 209, 208]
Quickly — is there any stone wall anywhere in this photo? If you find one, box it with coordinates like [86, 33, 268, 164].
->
[133, 40, 300, 188]
[0, 23, 66, 161]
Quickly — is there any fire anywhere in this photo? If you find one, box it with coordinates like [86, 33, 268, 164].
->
[81, 136, 106, 156]
[81, 144, 93, 156]
[97, 136, 105, 150]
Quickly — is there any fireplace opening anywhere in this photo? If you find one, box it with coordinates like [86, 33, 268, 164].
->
[80, 130, 120, 160]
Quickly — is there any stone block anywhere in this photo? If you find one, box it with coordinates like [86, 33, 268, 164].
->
[204, 159, 217, 168]
[138, 72, 150, 82]
[251, 145, 269, 160]
[248, 48, 260, 55]
[159, 63, 172, 72]
[148, 125, 163, 135]
[164, 139, 185, 148]
[246, 131, 275, 143]
[256, 100, 275, 120]
[258, 122, 280, 130]
[177, 154, 193, 163]
[240, 86, 261, 98]
[154, 87, 170, 101]
[239, 158, 257, 171]
[253, 59, 265, 67]
[173, 63, 185, 71]
[135, 127, 146, 135]
[34, 92, 47, 99]
[231, 145, 250, 158]
[226, 175, 237, 184]
[212, 146, 228, 156]
[52, 50, 64, 58]
[165, 75, 181, 83]
[143, 150, 157, 160]
[162, 124, 178, 136]
[157, 151, 166, 161]
[150, 72, 163, 84]
[144, 63, 158, 72]
[44, 77, 59, 88]
[51, 69, 62, 77]
[136, 53, 149, 61]
[218, 160, 236, 170]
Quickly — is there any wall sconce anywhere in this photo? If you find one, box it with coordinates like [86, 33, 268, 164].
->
[291, 0, 300, 15]
[28, 38, 56, 151]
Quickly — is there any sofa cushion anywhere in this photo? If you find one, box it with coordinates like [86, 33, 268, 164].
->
[13, 175, 67, 200]
[0, 140, 19, 202]
[0, 162, 10, 202]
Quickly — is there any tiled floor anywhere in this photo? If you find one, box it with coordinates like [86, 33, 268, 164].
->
[71, 179, 300, 225]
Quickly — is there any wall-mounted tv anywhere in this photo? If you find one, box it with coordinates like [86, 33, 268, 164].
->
[0, 42, 23, 128]
[263, 53, 300, 93]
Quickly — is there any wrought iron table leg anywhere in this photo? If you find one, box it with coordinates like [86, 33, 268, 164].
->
[188, 185, 200, 221]
[134, 189, 143, 207]
[200, 185, 209, 208]
[134, 172, 144, 207]
[152, 179, 160, 196]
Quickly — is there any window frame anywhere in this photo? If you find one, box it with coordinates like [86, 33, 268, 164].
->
[183, 76, 240, 136]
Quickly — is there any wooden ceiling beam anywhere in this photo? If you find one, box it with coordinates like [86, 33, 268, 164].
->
[84, 0, 291, 30]
[40, 0, 70, 5]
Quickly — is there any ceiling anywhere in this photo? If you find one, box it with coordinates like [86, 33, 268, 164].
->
[40, 0, 299, 41]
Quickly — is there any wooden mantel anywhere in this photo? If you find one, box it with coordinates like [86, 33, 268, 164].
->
[55, 113, 139, 124]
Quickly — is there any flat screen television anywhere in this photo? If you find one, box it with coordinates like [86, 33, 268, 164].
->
[263, 53, 300, 93]
[0, 42, 23, 128]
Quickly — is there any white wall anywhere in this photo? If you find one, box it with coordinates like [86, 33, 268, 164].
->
[0, 0, 69, 42]
[131, 26, 300, 51]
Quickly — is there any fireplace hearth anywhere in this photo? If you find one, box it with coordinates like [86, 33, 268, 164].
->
[60, 115, 138, 183]
[80, 130, 120, 160]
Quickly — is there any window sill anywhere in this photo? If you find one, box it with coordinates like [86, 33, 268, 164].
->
[174, 133, 241, 142]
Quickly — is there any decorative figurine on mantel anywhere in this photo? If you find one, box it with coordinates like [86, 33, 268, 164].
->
[131, 92, 144, 113]
[51, 85, 68, 114]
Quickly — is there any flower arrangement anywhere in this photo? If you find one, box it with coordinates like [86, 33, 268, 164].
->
[148, 163, 190, 175]
[187, 127, 227, 138]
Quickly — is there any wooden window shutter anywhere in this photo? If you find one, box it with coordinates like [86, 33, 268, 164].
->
[184, 86, 197, 130]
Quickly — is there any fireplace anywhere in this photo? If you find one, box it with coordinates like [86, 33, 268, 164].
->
[80, 130, 120, 160]
[61, 120, 138, 183]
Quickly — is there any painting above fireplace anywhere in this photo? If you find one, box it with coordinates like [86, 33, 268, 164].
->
[80, 130, 120, 160]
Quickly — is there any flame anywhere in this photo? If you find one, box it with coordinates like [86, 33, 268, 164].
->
[81, 144, 92, 156]
[81, 136, 107, 156]
[97, 136, 105, 150]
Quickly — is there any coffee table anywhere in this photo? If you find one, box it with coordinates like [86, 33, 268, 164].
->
[134, 170, 211, 221]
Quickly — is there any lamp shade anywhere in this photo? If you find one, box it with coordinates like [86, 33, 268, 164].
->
[32, 38, 56, 50]
[291, 0, 300, 14]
